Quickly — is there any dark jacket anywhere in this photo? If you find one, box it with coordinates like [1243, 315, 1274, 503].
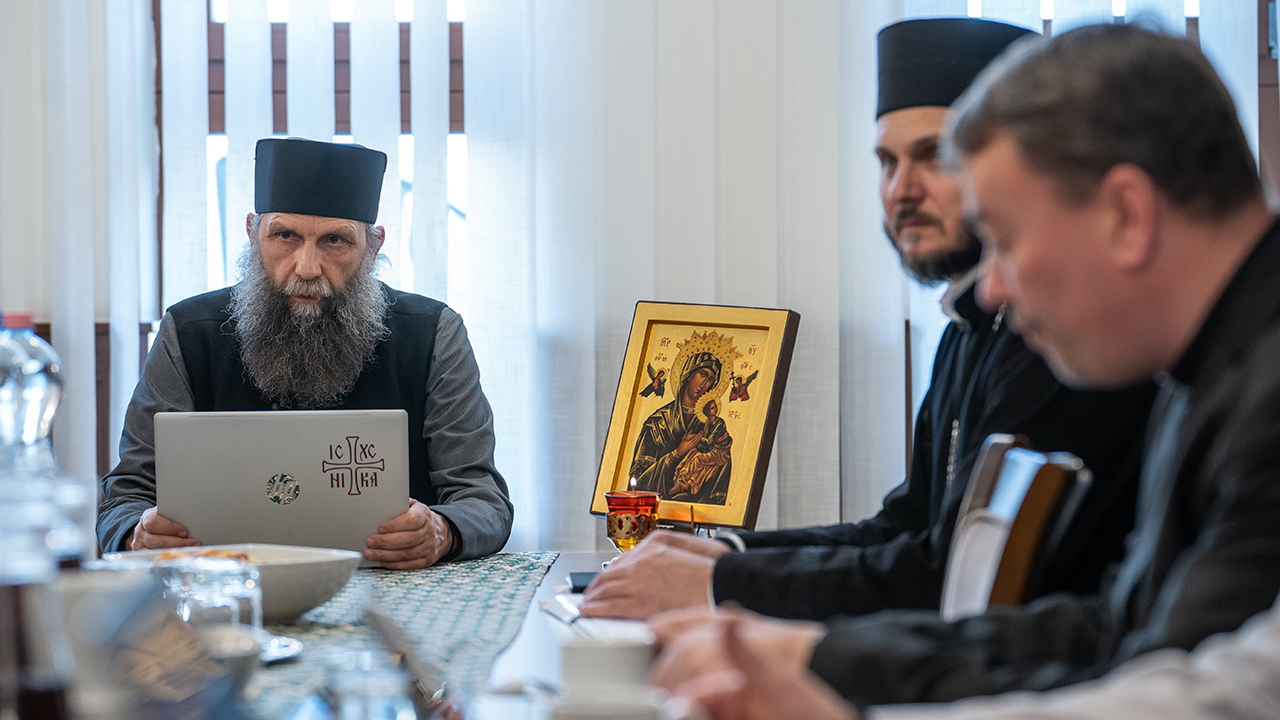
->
[808, 219, 1280, 705]
[170, 286, 446, 505]
[713, 283, 1156, 619]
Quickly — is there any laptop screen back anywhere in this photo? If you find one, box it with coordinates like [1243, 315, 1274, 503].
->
[155, 409, 410, 557]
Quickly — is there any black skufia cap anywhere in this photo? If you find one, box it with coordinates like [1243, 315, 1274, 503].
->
[254, 138, 388, 224]
[877, 18, 1036, 118]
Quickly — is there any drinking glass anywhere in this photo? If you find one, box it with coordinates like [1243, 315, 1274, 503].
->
[155, 556, 263, 631]
[324, 649, 416, 720]
[153, 555, 265, 700]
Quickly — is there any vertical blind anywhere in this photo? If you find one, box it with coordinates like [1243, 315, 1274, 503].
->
[0, 0, 157, 553]
[140, 0, 1270, 552]
[0, 0, 1263, 554]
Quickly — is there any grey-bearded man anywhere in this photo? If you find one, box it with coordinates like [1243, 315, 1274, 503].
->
[98, 138, 512, 569]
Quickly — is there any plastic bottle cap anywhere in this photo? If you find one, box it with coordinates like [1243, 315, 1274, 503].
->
[1, 311, 33, 329]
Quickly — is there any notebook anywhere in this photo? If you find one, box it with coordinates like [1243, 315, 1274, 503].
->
[155, 409, 411, 560]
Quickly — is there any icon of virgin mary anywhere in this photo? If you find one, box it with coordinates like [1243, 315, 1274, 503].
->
[629, 331, 739, 505]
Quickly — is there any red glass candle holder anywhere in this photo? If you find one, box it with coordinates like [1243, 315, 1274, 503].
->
[604, 491, 660, 552]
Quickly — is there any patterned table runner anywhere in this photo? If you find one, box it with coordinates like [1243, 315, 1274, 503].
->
[245, 551, 559, 719]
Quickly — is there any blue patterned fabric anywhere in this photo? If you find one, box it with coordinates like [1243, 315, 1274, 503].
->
[245, 551, 558, 719]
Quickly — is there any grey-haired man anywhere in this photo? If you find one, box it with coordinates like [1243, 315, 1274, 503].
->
[98, 138, 513, 569]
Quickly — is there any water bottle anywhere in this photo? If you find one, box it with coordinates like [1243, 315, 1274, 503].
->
[0, 312, 93, 568]
[1, 321, 56, 583]
[1, 312, 63, 474]
[1, 315, 74, 718]
[1, 317, 26, 471]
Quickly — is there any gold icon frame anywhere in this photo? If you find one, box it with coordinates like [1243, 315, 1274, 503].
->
[590, 301, 800, 530]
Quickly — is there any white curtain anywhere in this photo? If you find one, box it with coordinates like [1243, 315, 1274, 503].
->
[461, 0, 1267, 552]
[1051, 0, 1113, 31]
[2, 0, 1264, 555]
[286, 0, 337, 142]
[0, 0, 47, 322]
[982, 0, 1043, 29]
[467, 0, 855, 548]
[1126, 0, 1186, 32]
[224, 0, 273, 282]
[0, 0, 156, 557]
[463, 0, 543, 548]
[44, 0, 99, 486]
[351, 0, 408, 288]
[105, 1, 159, 467]
[1200, 2, 1260, 157]
[410, 0, 451, 298]
[3, 0, 1263, 557]
[160, 0, 209, 310]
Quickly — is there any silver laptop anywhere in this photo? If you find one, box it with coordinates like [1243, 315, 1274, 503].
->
[155, 409, 410, 561]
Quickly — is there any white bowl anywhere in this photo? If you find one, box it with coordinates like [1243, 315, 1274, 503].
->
[103, 543, 361, 624]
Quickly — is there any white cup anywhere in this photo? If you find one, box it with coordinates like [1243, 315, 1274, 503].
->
[559, 636, 655, 693]
[550, 689, 707, 720]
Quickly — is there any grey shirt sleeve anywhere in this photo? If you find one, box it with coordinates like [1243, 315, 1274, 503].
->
[97, 315, 195, 553]
[97, 306, 512, 559]
[419, 307, 513, 560]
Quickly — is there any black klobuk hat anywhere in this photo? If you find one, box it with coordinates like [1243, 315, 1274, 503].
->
[254, 138, 388, 224]
[876, 18, 1037, 118]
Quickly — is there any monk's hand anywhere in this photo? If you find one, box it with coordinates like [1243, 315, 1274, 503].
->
[649, 607, 827, 696]
[671, 617, 858, 720]
[128, 507, 201, 551]
[638, 529, 734, 559]
[579, 531, 727, 619]
[365, 499, 455, 570]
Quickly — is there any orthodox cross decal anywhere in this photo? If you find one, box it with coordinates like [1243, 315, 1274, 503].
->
[322, 435, 385, 496]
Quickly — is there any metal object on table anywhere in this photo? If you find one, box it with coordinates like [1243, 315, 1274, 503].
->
[363, 604, 451, 714]
[259, 633, 304, 663]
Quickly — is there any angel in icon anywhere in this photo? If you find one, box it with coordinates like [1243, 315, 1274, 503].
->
[639, 363, 667, 398]
[729, 369, 759, 402]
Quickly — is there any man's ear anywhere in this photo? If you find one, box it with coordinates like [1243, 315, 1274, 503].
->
[246, 212, 258, 240]
[370, 224, 387, 255]
[1098, 164, 1158, 271]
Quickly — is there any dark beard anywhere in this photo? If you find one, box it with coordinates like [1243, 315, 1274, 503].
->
[228, 250, 390, 409]
[882, 218, 983, 286]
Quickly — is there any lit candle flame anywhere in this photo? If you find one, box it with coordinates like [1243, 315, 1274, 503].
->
[629, 477, 637, 491]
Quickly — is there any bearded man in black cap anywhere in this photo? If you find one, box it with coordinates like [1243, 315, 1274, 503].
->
[581, 18, 1154, 621]
[97, 138, 512, 569]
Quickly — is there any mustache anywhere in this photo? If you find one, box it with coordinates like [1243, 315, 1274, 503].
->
[281, 276, 334, 299]
[891, 205, 945, 235]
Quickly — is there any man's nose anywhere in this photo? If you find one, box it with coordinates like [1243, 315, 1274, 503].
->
[293, 242, 322, 280]
[889, 161, 925, 203]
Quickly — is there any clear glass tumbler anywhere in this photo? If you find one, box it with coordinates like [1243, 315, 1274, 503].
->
[155, 556, 263, 631]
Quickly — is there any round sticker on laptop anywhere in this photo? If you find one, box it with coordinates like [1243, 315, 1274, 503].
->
[267, 473, 300, 505]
